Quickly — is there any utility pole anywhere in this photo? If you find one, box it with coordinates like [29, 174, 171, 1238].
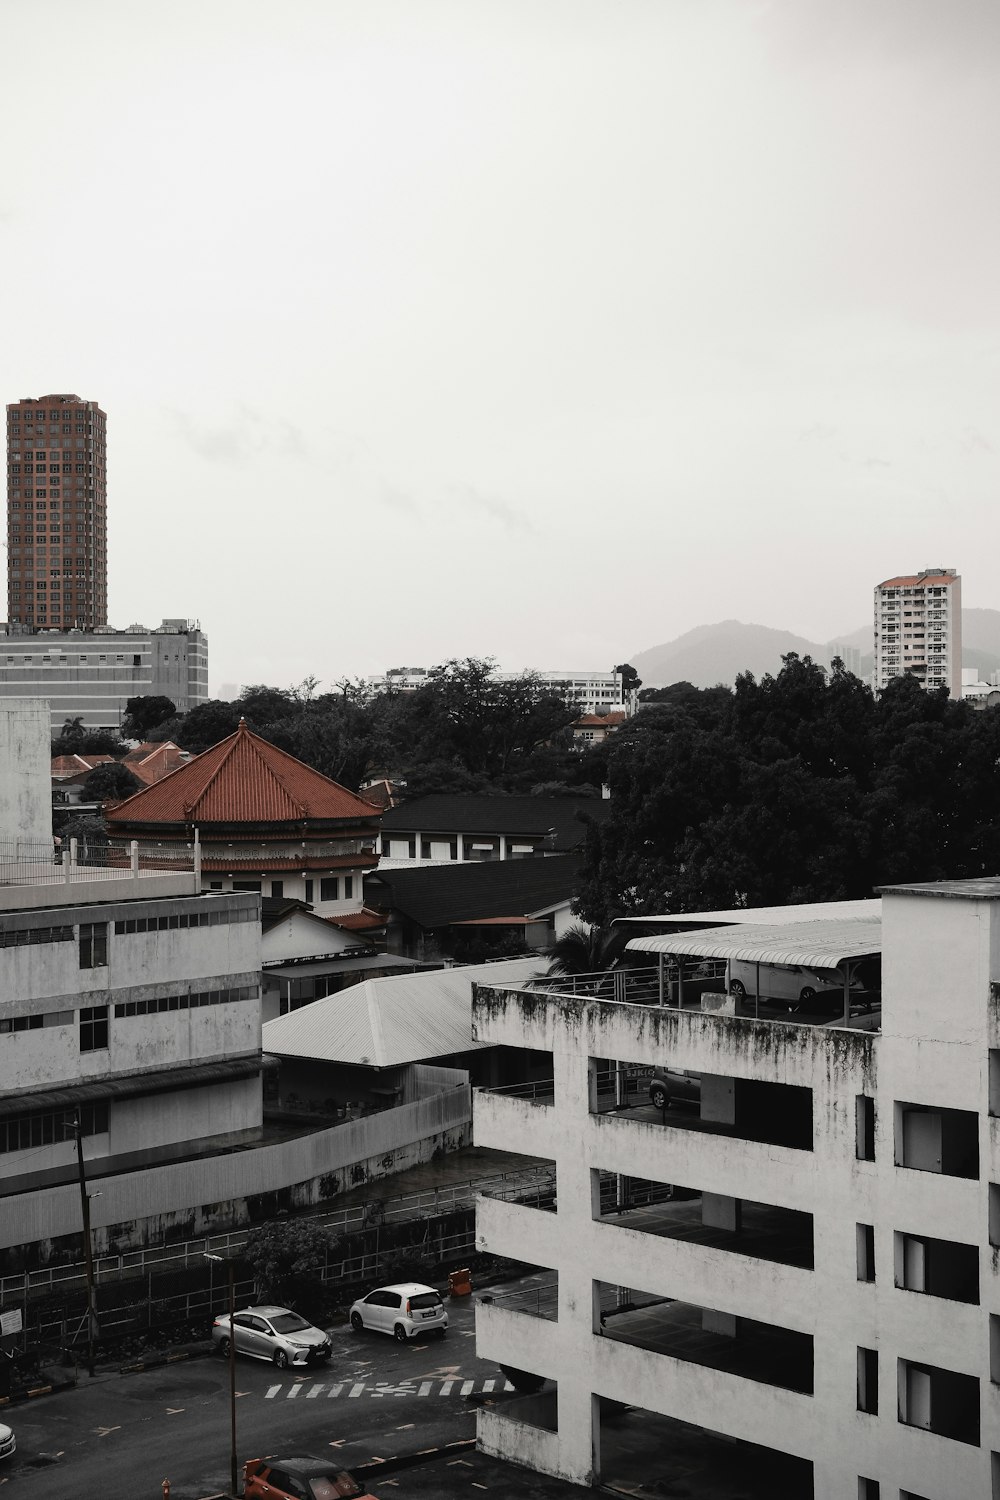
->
[69, 1110, 99, 1374]
[204, 1252, 238, 1498]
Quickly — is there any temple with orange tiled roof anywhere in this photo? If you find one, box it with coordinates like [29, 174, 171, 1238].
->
[106, 720, 382, 925]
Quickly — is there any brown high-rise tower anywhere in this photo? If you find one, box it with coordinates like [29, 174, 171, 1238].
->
[6, 394, 108, 630]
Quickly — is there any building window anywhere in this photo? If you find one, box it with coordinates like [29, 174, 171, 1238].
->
[344, 876, 353, 899]
[79, 922, 108, 969]
[895, 1233, 978, 1304]
[320, 877, 339, 901]
[304, 879, 314, 904]
[79, 1005, 109, 1052]
[856, 1095, 875, 1161]
[897, 1358, 979, 1445]
[270, 880, 284, 898]
[857, 1348, 878, 1414]
[895, 1102, 978, 1179]
[857, 1224, 875, 1283]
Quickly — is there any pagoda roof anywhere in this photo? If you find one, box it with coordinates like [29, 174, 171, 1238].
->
[105, 720, 381, 827]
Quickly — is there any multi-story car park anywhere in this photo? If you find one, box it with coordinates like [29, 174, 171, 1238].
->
[873, 568, 962, 698]
[471, 883, 1000, 1499]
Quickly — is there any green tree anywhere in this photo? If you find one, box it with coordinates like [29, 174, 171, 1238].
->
[174, 699, 243, 753]
[52, 719, 127, 757]
[545, 923, 627, 976]
[575, 655, 1000, 923]
[121, 695, 176, 741]
[242, 1218, 330, 1311]
[83, 762, 143, 803]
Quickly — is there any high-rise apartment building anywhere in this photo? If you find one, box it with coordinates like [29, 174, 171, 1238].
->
[6, 393, 108, 630]
[872, 568, 962, 698]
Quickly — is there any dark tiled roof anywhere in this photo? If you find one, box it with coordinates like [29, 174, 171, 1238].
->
[381, 794, 608, 848]
[366, 854, 579, 928]
[106, 721, 381, 827]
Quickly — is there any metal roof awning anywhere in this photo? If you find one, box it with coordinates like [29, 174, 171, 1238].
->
[0, 1055, 263, 1119]
[614, 899, 882, 929]
[626, 918, 882, 971]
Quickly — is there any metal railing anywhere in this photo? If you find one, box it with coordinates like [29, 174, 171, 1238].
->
[0, 836, 198, 887]
[0, 1164, 557, 1304]
[482, 1281, 558, 1321]
[524, 962, 728, 1007]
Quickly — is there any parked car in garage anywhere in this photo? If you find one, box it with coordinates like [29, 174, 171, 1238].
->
[0, 1421, 15, 1462]
[211, 1305, 331, 1368]
[648, 1068, 701, 1110]
[243, 1455, 376, 1499]
[349, 1282, 448, 1341]
[729, 958, 880, 1011]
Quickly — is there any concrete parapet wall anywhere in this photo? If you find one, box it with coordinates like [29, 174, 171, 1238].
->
[1, 1084, 472, 1265]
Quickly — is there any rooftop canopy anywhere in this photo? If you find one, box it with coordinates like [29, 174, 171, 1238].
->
[626, 917, 881, 972]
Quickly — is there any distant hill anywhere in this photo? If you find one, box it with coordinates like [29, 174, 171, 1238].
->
[630, 609, 1000, 690]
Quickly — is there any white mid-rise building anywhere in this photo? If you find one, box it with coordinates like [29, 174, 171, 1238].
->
[872, 568, 962, 698]
[471, 882, 1000, 1499]
[366, 666, 638, 717]
[0, 618, 209, 731]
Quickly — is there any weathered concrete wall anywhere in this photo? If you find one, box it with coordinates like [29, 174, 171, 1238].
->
[0, 699, 51, 845]
[0, 1083, 472, 1265]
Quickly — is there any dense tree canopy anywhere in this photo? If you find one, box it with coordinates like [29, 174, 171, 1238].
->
[121, 695, 176, 741]
[162, 660, 593, 796]
[574, 656, 1000, 925]
[83, 761, 143, 803]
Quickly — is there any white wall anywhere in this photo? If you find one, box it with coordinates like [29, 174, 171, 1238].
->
[0, 699, 51, 845]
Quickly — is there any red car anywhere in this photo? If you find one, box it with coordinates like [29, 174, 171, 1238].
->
[243, 1456, 378, 1500]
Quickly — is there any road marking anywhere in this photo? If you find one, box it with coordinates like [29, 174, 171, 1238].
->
[94, 1426, 121, 1437]
[329, 1440, 347, 1448]
[264, 1377, 506, 1400]
[166, 1407, 185, 1414]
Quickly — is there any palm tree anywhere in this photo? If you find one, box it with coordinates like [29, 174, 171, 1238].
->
[545, 923, 627, 978]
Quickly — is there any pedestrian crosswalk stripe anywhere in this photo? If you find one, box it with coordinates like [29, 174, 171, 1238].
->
[264, 1377, 507, 1401]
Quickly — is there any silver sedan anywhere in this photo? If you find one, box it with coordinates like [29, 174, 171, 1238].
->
[211, 1304, 331, 1368]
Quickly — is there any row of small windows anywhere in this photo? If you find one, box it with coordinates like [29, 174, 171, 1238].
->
[113, 906, 257, 935]
[0, 924, 73, 949]
[114, 984, 259, 1018]
[0, 1010, 72, 1034]
[0, 1102, 108, 1155]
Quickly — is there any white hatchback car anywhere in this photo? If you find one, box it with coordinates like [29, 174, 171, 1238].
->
[0, 1421, 15, 1462]
[349, 1282, 448, 1342]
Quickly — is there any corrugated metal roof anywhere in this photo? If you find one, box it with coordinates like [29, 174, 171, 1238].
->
[626, 918, 881, 969]
[262, 956, 543, 1067]
[615, 899, 881, 928]
[107, 721, 381, 827]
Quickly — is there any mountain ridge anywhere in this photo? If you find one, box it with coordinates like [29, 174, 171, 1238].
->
[628, 610, 1000, 690]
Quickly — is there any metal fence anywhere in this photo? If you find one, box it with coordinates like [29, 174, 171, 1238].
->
[524, 962, 728, 1007]
[0, 836, 197, 887]
[0, 1163, 557, 1306]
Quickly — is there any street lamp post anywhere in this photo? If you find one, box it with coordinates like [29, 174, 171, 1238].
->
[204, 1252, 238, 1498]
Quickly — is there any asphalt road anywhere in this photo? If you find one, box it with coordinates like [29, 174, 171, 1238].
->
[0, 1287, 593, 1500]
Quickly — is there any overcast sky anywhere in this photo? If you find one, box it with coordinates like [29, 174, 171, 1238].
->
[3, 0, 998, 694]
